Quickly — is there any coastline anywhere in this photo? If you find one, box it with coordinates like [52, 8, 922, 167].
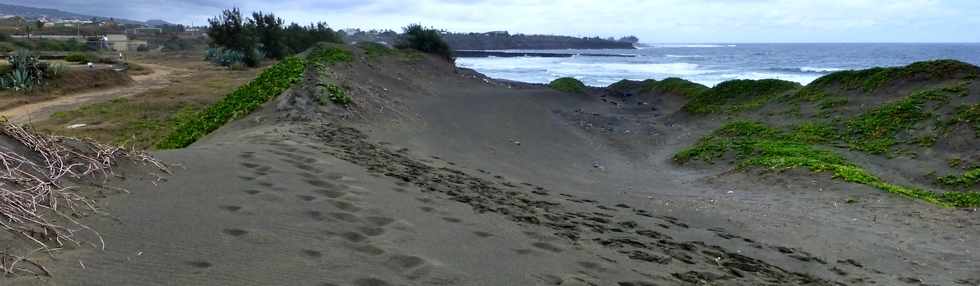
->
[4, 45, 978, 286]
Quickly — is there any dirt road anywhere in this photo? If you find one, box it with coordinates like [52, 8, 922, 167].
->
[0, 63, 186, 125]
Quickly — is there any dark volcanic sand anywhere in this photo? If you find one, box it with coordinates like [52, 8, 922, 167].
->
[8, 52, 978, 286]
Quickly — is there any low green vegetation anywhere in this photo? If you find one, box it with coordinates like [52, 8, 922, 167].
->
[936, 168, 980, 189]
[943, 104, 980, 136]
[157, 56, 307, 149]
[64, 52, 92, 63]
[549, 77, 587, 94]
[842, 89, 948, 154]
[159, 43, 356, 149]
[357, 42, 393, 58]
[801, 60, 978, 94]
[674, 121, 980, 207]
[641, 77, 709, 97]
[307, 45, 353, 67]
[318, 83, 351, 105]
[683, 79, 801, 114]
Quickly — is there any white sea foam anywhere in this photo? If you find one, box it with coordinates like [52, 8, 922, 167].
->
[649, 44, 729, 48]
[666, 54, 705, 58]
[800, 66, 845, 73]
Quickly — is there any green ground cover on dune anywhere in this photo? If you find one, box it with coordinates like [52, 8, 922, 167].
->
[841, 89, 949, 154]
[937, 168, 980, 189]
[549, 77, 587, 94]
[641, 77, 709, 97]
[674, 120, 980, 207]
[156, 56, 307, 149]
[804, 60, 978, 94]
[157, 46, 354, 149]
[683, 79, 801, 114]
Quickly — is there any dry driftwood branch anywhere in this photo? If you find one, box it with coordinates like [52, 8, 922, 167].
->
[0, 119, 168, 275]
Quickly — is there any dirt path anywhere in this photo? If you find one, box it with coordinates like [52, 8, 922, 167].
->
[0, 63, 188, 125]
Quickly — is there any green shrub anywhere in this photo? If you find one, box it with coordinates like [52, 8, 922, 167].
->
[156, 57, 306, 149]
[64, 52, 91, 63]
[396, 24, 453, 61]
[549, 77, 587, 94]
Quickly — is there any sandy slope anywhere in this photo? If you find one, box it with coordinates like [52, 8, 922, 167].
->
[7, 51, 979, 285]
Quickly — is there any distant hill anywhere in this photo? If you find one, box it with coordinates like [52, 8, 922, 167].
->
[144, 19, 172, 26]
[0, 3, 146, 25]
[443, 32, 637, 50]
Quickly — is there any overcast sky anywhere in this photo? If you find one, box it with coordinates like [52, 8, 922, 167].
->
[10, 0, 980, 42]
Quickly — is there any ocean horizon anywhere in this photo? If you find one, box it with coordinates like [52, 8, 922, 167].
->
[456, 43, 980, 87]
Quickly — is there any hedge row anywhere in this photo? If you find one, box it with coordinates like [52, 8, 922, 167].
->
[156, 57, 307, 149]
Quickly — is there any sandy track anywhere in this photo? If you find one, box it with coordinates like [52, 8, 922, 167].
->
[0, 63, 187, 125]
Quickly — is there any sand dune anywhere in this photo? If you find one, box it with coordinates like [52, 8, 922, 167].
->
[6, 48, 979, 285]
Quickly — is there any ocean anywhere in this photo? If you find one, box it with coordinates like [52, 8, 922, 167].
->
[455, 43, 980, 87]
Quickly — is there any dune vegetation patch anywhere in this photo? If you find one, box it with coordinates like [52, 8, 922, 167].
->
[674, 120, 980, 207]
[936, 168, 980, 189]
[942, 104, 980, 136]
[156, 56, 307, 149]
[683, 79, 801, 114]
[641, 77, 709, 97]
[841, 89, 949, 154]
[318, 83, 351, 105]
[549, 77, 587, 94]
[798, 60, 979, 99]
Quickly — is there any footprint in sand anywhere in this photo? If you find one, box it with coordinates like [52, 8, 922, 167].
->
[385, 254, 427, 272]
[222, 228, 248, 237]
[296, 195, 316, 202]
[219, 205, 242, 212]
[340, 232, 368, 242]
[442, 217, 462, 223]
[256, 193, 283, 202]
[351, 245, 386, 256]
[328, 200, 362, 212]
[313, 189, 347, 198]
[532, 242, 563, 253]
[473, 231, 494, 238]
[301, 249, 323, 259]
[243, 189, 261, 195]
[185, 261, 213, 268]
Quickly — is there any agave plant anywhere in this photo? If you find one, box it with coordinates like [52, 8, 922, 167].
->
[8, 69, 35, 91]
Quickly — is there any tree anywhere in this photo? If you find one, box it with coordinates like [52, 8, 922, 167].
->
[618, 36, 640, 44]
[35, 20, 43, 30]
[250, 12, 286, 59]
[397, 24, 453, 61]
[207, 8, 259, 67]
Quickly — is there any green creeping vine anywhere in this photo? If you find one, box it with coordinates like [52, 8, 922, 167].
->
[156, 57, 307, 149]
[674, 121, 980, 208]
